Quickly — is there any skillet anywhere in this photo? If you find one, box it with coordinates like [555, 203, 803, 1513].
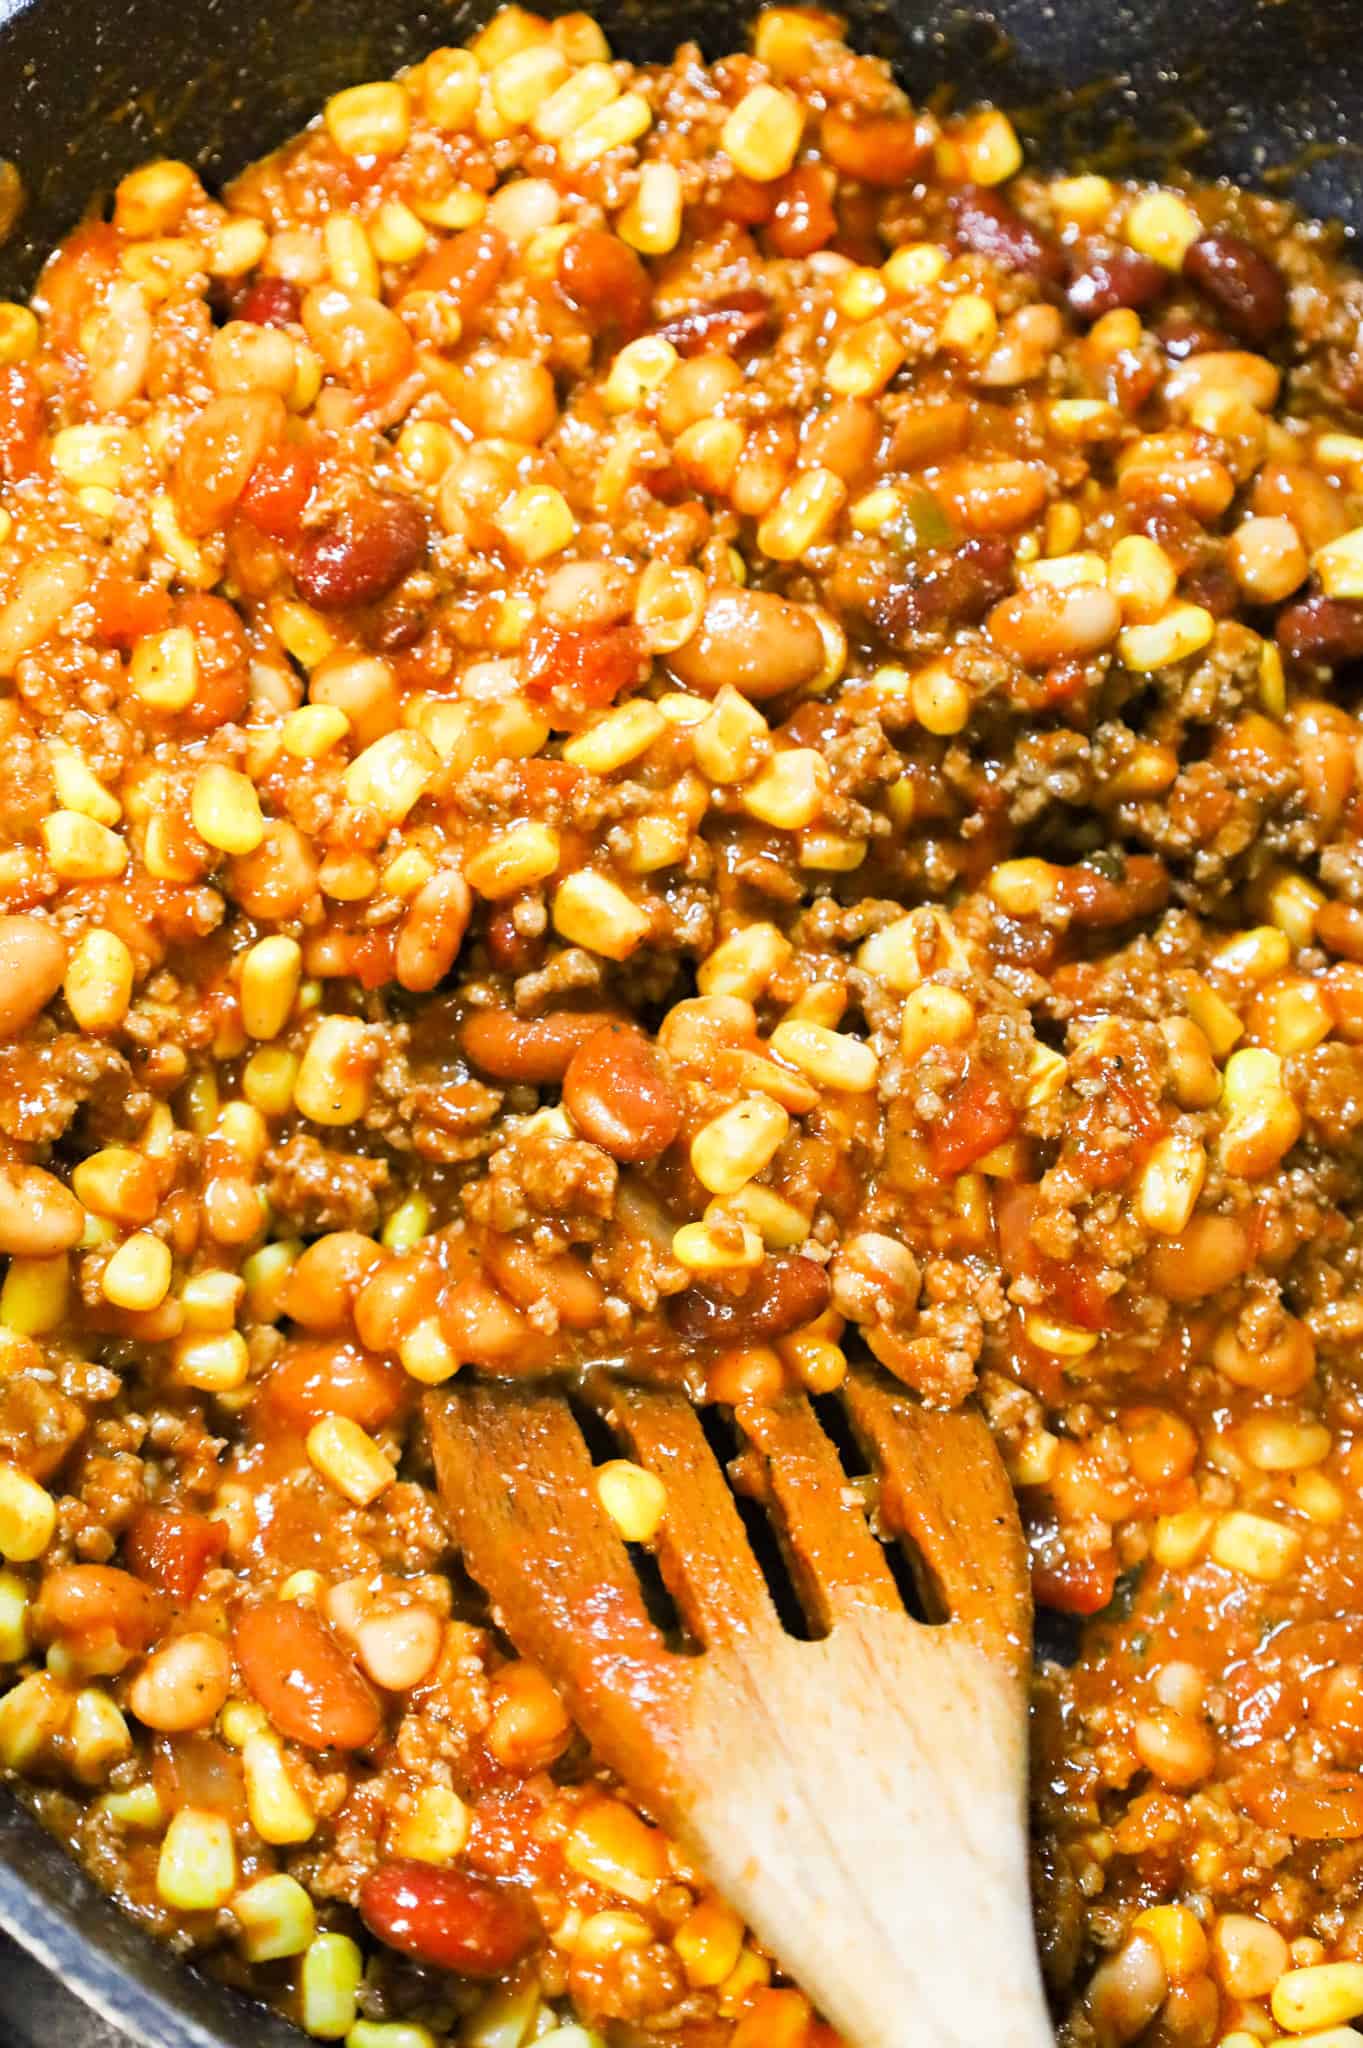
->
[0, 0, 1359, 2038]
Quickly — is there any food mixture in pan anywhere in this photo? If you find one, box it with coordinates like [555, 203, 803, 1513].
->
[4, 4, 1363, 2042]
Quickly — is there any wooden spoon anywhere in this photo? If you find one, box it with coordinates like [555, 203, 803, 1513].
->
[426, 1365, 1051, 2048]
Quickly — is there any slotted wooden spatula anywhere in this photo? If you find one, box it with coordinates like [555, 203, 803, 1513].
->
[426, 1367, 1051, 2048]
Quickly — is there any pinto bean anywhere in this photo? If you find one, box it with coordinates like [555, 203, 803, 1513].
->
[1183, 231, 1287, 344]
[557, 228, 651, 337]
[668, 588, 825, 699]
[656, 290, 775, 358]
[396, 870, 472, 993]
[988, 584, 1121, 665]
[0, 1160, 84, 1257]
[127, 1631, 232, 1732]
[671, 1254, 831, 1346]
[261, 1340, 406, 1431]
[462, 1007, 622, 1084]
[34, 1565, 165, 1651]
[1277, 594, 1363, 667]
[767, 165, 837, 257]
[295, 494, 428, 611]
[0, 916, 65, 1036]
[563, 1025, 681, 1163]
[1067, 247, 1168, 322]
[949, 186, 1064, 285]
[819, 108, 935, 187]
[234, 1599, 381, 1750]
[282, 1234, 387, 1332]
[359, 1861, 537, 1977]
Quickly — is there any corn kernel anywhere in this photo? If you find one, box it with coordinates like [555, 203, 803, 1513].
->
[0, 304, 39, 365]
[157, 1806, 237, 1911]
[1023, 1312, 1097, 1358]
[676, 1898, 746, 1987]
[1271, 1965, 1363, 2034]
[102, 1232, 172, 1311]
[391, 1783, 471, 1863]
[565, 1798, 669, 1902]
[1134, 1905, 1209, 1983]
[558, 93, 652, 171]
[563, 701, 665, 774]
[0, 1256, 69, 1338]
[756, 468, 846, 561]
[64, 928, 134, 1032]
[295, 1016, 372, 1125]
[497, 484, 577, 564]
[239, 935, 302, 1041]
[900, 984, 975, 1063]
[691, 1095, 790, 1195]
[1211, 1510, 1301, 1582]
[722, 85, 803, 180]
[1152, 1508, 1213, 1569]
[233, 1873, 316, 1963]
[552, 871, 651, 959]
[697, 922, 791, 1000]
[307, 1416, 396, 1506]
[344, 730, 438, 824]
[301, 1932, 365, 2040]
[824, 318, 904, 398]
[325, 81, 411, 157]
[1136, 1132, 1208, 1236]
[742, 748, 829, 830]
[466, 822, 562, 899]
[42, 811, 127, 880]
[956, 109, 1022, 184]
[0, 1672, 69, 1767]
[1125, 190, 1201, 268]
[769, 1019, 878, 1092]
[618, 162, 683, 255]
[693, 688, 769, 786]
[939, 292, 998, 357]
[595, 1460, 667, 1543]
[1119, 603, 1216, 670]
[69, 1687, 133, 1782]
[190, 764, 265, 856]
[1312, 527, 1363, 601]
[605, 334, 679, 412]
[0, 1570, 29, 1664]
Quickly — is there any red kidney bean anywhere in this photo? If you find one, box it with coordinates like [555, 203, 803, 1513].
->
[871, 536, 1013, 643]
[1183, 232, 1287, 344]
[671, 1254, 831, 1346]
[557, 228, 651, 338]
[240, 441, 316, 542]
[1179, 560, 1240, 618]
[462, 1008, 625, 1084]
[767, 165, 836, 257]
[1277, 594, 1363, 666]
[359, 1862, 537, 1977]
[949, 186, 1064, 285]
[563, 1025, 681, 1163]
[295, 494, 428, 611]
[1155, 311, 1233, 360]
[234, 1600, 381, 1750]
[403, 225, 509, 318]
[485, 904, 545, 977]
[1066, 247, 1168, 322]
[234, 275, 302, 327]
[125, 1508, 229, 1605]
[34, 1565, 166, 1651]
[657, 290, 775, 357]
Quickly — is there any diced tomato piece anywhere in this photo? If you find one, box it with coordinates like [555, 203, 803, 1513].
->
[90, 565, 172, 649]
[240, 441, 316, 541]
[1030, 1543, 1118, 1617]
[523, 623, 644, 715]
[170, 594, 251, 731]
[927, 1062, 1017, 1176]
[404, 225, 508, 316]
[125, 1506, 229, 1604]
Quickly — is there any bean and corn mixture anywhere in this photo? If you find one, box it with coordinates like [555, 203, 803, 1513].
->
[3, 3, 1363, 2043]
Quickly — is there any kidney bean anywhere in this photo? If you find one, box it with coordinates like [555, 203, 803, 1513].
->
[988, 584, 1121, 666]
[0, 916, 65, 1036]
[396, 871, 472, 993]
[1155, 311, 1232, 360]
[1183, 231, 1287, 344]
[871, 535, 1013, 643]
[485, 904, 544, 977]
[819, 107, 934, 186]
[767, 165, 837, 258]
[1058, 855, 1169, 926]
[261, 1340, 407, 1432]
[1066, 247, 1168, 323]
[1277, 594, 1363, 666]
[949, 186, 1064, 285]
[34, 1565, 165, 1652]
[657, 290, 775, 358]
[359, 1861, 537, 1977]
[234, 1599, 381, 1750]
[1179, 559, 1240, 618]
[234, 275, 302, 327]
[671, 1254, 831, 1346]
[295, 494, 428, 611]
[0, 1160, 84, 1257]
[668, 588, 825, 699]
[403, 225, 509, 319]
[557, 228, 651, 338]
[462, 1007, 621, 1084]
[563, 1025, 681, 1163]
[125, 1507, 229, 1604]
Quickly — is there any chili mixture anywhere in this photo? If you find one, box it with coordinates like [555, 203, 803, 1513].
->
[0, 6, 1362, 2044]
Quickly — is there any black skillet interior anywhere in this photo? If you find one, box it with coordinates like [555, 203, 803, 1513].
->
[0, 0, 1360, 2036]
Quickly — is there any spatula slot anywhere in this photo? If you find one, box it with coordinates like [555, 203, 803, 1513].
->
[698, 1405, 823, 1641]
[810, 1391, 948, 1627]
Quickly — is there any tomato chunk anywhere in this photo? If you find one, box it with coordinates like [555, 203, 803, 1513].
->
[927, 1063, 1017, 1176]
[125, 1507, 229, 1604]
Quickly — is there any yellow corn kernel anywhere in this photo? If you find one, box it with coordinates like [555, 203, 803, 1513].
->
[0, 1672, 70, 1767]
[1271, 1965, 1363, 2034]
[270, 598, 335, 670]
[938, 292, 998, 358]
[0, 304, 39, 366]
[491, 43, 569, 123]
[618, 161, 683, 255]
[956, 108, 1022, 184]
[348, 2028, 437, 2048]
[1240, 1417, 1332, 1472]
[179, 1270, 243, 1334]
[295, 1016, 372, 1126]
[910, 660, 970, 735]
[190, 764, 265, 857]
[697, 922, 791, 1000]
[605, 334, 679, 412]
[565, 1798, 669, 1902]
[1177, 970, 1243, 1057]
[824, 318, 905, 398]
[531, 60, 618, 141]
[1152, 1508, 1213, 1569]
[1289, 1470, 1346, 1524]
[1125, 190, 1201, 268]
[98, 1781, 164, 1829]
[465, 822, 562, 899]
[324, 81, 411, 157]
[552, 871, 651, 960]
[1212, 926, 1291, 981]
[0, 1570, 29, 1664]
[239, 935, 302, 1041]
[301, 1932, 365, 2040]
[769, 1019, 878, 1093]
[173, 1330, 250, 1393]
[1261, 870, 1323, 949]
[1119, 603, 1216, 670]
[382, 1193, 430, 1255]
[50, 746, 120, 827]
[307, 1416, 395, 1506]
[344, 730, 438, 824]
[1024, 1046, 1069, 1108]
[52, 424, 145, 491]
[716, 1188, 808, 1253]
[1136, 1132, 1208, 1236]
[233, 1872, 316, 1963]
[281, 706, 349, 761]
[691, 1095, 790, 1196]
[756, 468, 846, 561]
[64, 928, 134, 1032]
[563, 701, 665, 774]
[390, 1783, 471, 1864]
[558, 92, 652, 171]
[496, 484, 576, 564]
[900, 984, 975, 1063]
[156, 1806, 237, 1911]
[675, 1897, 746, 1987]
[367, 199, 426, 266]
[1211, 1510, 1301, 1582]
[1021, 551, 1107, 591]
[800, 829, 866, 872]
[850, 487, 902, 535]
[102, 1232, 172, 1312]
[753, 5, 841, 74]
[693, 688, 769, 786]
[742, 748, 829, 830]
[595, 1460, 667, 1543]
[244, 1047, 300, 1119]
[42, 811, 128, 880]
[0, 1463, 53, 1568]
[1023, 1311, 1097, 1358]
[1311, 527, 1363, 601]
[0, 1256, 69, 1338]
[242, 1726, 319, 1842]
[69, 1686, 133, 1782]
[322, 213, 379, 297]
[834, 266, 887, 321]
[722, 85, 804, 181]
[1048, 173, 1114, 229]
